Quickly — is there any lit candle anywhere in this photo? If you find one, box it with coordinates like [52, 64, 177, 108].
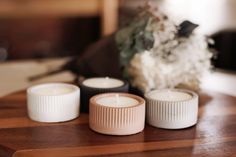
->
[89, 93, 145, 135]
[79, 77, 129, 112]
[27, 83, 80, 123]
[145, 89, 198, 129]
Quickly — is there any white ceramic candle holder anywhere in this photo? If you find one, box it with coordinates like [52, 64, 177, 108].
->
[27, 83, 80, 123]
[89, 93, 145, 135]
[145, 89, 198, 129]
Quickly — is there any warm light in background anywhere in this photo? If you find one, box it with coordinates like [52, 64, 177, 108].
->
[159, 0, 234, 35]
[122, 0, 236, 35]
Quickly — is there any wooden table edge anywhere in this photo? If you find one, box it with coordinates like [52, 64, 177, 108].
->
[12, 136, 236, 157]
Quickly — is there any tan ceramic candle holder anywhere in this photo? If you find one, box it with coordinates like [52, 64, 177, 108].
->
[89, 93, 145, 135]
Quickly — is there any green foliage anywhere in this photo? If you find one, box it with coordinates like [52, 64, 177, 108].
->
[115, 13, 155, 66]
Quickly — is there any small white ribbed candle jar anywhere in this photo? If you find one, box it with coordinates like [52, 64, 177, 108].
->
[145, 89, 198, 129]
[89, 93, 145, 135]
[27, 83, 80, 123]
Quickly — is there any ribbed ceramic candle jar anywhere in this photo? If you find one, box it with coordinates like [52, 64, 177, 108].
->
[145, 89, 198, 129]
[79, 77, 129, 112]
[89, 93, 145, 135]
[27, 83, 80, 123]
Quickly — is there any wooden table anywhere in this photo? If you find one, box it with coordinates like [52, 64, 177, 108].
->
[0, 89, 236, 157]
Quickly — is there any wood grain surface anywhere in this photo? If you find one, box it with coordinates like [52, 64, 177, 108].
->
[0, 90, 236, 157]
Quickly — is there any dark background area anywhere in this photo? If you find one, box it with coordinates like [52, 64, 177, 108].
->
[0, 17, 100, 59]
[212, 32, 236, 71]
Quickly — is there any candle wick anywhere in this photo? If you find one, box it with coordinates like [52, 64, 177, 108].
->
[116, 94, 120, 106]
[167, 90, 173, 100]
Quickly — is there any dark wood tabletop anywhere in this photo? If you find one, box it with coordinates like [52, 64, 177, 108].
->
[0, 89, 236, 157]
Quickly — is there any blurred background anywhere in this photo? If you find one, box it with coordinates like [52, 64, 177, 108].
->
[0, 0, 235, 71]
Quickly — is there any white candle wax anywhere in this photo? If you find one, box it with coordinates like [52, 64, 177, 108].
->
[32, 84, 76, 96]
[96, 94, 139, 107]
[83, 77, 124, 88]
[148, 90, 192, 101]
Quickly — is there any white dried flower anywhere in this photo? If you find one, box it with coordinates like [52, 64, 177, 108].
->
[127, 23, 213, 92]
